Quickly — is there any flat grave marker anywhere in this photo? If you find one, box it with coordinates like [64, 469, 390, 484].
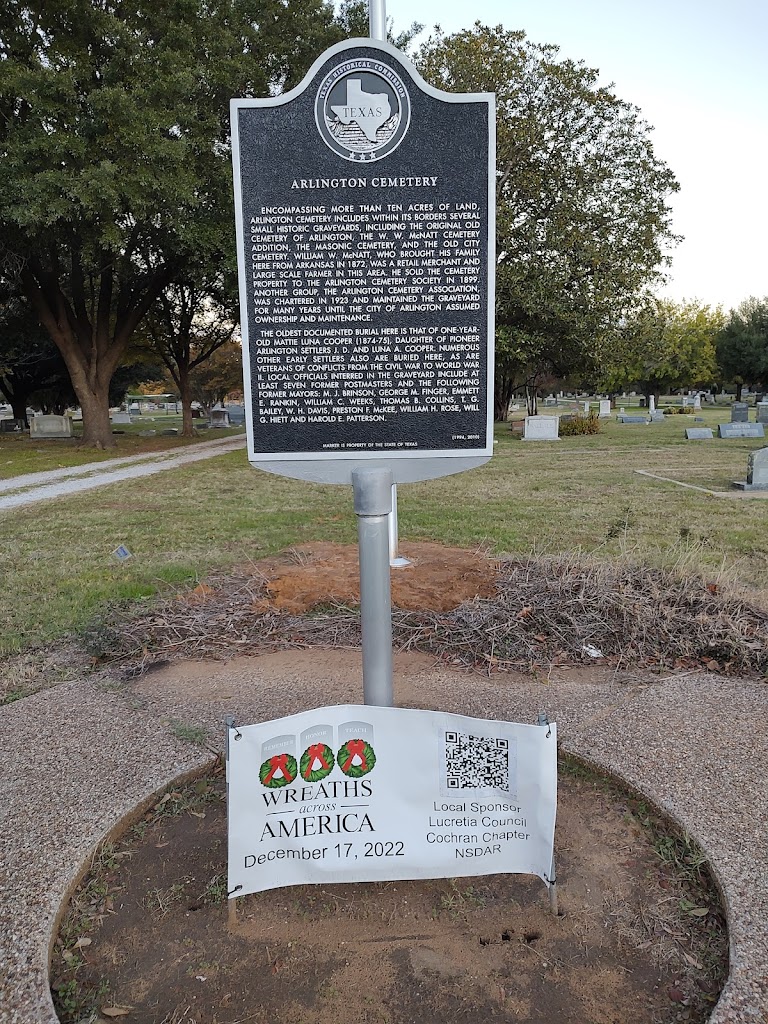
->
[686, 427, 714, 440]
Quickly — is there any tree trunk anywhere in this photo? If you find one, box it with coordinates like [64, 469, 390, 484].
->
[77, 385, 115, 448]
[526, 386, 538, 416]
[735, 382, 744, 401]
[179, 374, 195, 438]
[6, 389, 29, 426]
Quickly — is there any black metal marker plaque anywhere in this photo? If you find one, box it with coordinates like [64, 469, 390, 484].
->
[231, 38, 495, 483]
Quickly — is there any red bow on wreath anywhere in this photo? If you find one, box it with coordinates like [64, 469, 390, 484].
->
[305, 743, 331, 773]
[342, 739, 368, 772]
[263, 753, 293, 785]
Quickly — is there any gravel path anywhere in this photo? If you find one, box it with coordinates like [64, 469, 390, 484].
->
[0, 434, 246, 510]
[0, 653, 765, 1023]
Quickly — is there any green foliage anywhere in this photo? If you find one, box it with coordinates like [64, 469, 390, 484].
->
[0, 0, 345, 445]
[417, 24, 681, 417]
[716, 296, 768, 397]
[558, 411, 601, 436]
[603, 298, 723, 399]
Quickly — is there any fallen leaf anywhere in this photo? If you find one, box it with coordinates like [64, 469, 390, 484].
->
[688, 907, 709, 917]
[667, 986, 686, 1003]
[188, 811, 206, 819]
[683, 951, 705, 969]
[705, 660, 720, 672]
[74, 937, 92, 949]
[101, 1007, 133, 1017]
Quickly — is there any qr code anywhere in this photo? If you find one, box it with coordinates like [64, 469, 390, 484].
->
[443, 731, 511, 792]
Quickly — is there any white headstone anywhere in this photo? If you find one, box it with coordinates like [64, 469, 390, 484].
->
[598, 399, 611, 418]
[523, 415, 559, 441]
[29, 414, 73, 438]
[649, 395, 656, 414]
[583, 401, 590, 414]
[111, 412, 132, 425]
[693, 394, 701, 410]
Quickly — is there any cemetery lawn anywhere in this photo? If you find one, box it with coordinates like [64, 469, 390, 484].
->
[0, 423, 244, 479]
[3, 413, 768, 662]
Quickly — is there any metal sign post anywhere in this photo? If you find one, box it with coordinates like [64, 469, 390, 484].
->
[369, 0, 386, 40]
[352, 467, 394, 705]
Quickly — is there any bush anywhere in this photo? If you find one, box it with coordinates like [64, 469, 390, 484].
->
[662, 407, 693, 415]
[559, 411, 601, 436]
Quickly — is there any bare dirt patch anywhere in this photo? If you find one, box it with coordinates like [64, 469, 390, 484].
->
[249, 541, 498, 614]
[52, 764, 726, 1024]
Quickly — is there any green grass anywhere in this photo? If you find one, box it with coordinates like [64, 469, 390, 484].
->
[2, 411, 768, 657]
[0, 423, 244, 479]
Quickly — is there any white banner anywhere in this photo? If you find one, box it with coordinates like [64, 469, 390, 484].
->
[227, 705, 556, 897]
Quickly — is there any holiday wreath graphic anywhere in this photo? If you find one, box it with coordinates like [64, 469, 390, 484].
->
[259, 753, 298, 788]
[259, 736, 376, 788]
[338, 739, 376, 778]
[300, 743, 336, 782]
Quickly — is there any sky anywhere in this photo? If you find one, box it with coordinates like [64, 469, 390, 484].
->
[379, 0, 768, 313]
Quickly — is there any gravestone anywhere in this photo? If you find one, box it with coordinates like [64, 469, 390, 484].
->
[731, 402, 749, 423]
[523, 415, 559, 440]
[29, 414, 72, 438]
[686, 427, 713, 440]
[617, 415, 647, 424]
[583, 402, 590, 414]
[649, 411, 665, 423]
[111, 412, 132, 425]
[544, 396, 557, 407]
[598, 399, 611, 418]
[231, 37, 495, 484]
[756, 403, 768, 424]
[225, 404, 246, 425]
[733, 446, 768, 490]
[210, 409, 230, 428]
[693, 394, 702, 410]
[718, 422, 765, 439]
[0, 418, 24, 433]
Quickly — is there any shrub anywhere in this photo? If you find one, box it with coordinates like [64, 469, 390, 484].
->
[559, 411, 601, 436]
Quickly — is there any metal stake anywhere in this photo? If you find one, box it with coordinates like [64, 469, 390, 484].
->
[388, 484, 411, 568]
[369, 0, 386, 41]
[352, 467, 394, 706]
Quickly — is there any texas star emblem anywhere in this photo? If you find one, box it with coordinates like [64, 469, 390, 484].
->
[315, 58, 411, 162]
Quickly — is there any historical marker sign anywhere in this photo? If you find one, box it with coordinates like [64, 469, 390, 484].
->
[231, 38, 495, 483]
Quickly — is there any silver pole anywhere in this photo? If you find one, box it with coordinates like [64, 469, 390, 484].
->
[352, 467, 394, 707]
[388, 484, 411, 567]
[369, 0, 386, 41]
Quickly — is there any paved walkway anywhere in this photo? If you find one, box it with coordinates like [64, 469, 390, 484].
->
[0, 434, 246, 510]
[0, 654, 765, 1023]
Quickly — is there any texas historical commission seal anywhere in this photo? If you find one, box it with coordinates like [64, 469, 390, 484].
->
[315, 58, 411, 162]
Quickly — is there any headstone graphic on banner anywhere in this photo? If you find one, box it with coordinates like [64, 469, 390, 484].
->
[227, 705, 557, 897]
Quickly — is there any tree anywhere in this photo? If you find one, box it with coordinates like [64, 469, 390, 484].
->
[190, 339, 243, 412]
[602, 298, 722, 403]
[0, 290, 72, 422]
[0, 0, 345, 446]
[145, 278, 236, 437]
[416, 25, 681, 417]
[716, 297, 768, 400]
